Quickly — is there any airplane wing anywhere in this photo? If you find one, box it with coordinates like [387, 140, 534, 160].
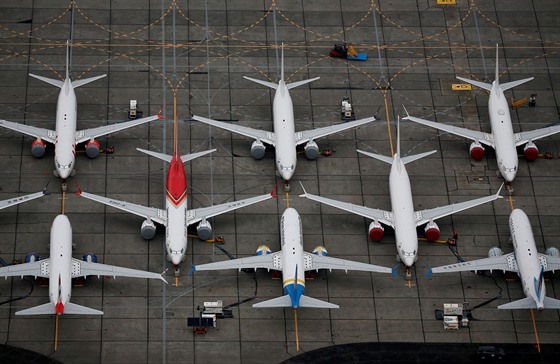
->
[429, 252, 517, 274]
[0, 190, 47, 210]
[75, 114, 160, 144]
[295, 117, 375, 146]
[540, 253, 560, 273]
[0, 119, 56, 144]
[186, 193, 273, 226]
[303, 253, 392, 274]
[514, 124, 560, 146]
[414, 186, 503, 226]
[192, 115, 276, 146]
[78, 191, 166, 226]
[299, 188, 393, 227]
[0, 259, 49, 278]
[402, 114, 494, 148]
[72, 259, 166, 282]
[194, 252, 282, 272]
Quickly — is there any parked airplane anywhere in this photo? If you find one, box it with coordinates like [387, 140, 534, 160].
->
[192, 45, 375, 183]
[194, 207, 394, 308]
[427, 209, 560, 310]
[0, 214, 166, 315]
[77, 106, 274, 276]
[0, 189, 47, 211]
[403, 45, 560, 183]
[300, 118, 503, 278]
[0, 41, 161, 180]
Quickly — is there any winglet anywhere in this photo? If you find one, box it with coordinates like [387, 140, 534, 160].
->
[391, 263, 401, 278]
[157, 104, 165, 119]
[402, 104, 410, 118]
[298, 181, 307, 197]
[271, 182, 279, 199]
[496, 182, 505, 198]
[42, 181, 51, 196]
[74, 180, 83, 196]
[424, 267, 433, 278]
[189, 265, 196, 275]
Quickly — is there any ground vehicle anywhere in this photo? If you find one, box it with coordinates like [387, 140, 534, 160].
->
[477, 346, 505, 360]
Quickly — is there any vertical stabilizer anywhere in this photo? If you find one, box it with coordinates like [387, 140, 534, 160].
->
[494, 43, 499, 85]
[66, 40, 70, 80]
[280, 43, 285, 83]
[396, 116, 401, 159]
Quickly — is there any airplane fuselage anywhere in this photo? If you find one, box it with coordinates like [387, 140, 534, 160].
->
[389, 157, 418, 268]
[281, 208, 306, 308]
[509, 209, 545, 309]
[489, 82, 518, 182]
[54, 78, 78, 179]
[49, 215, 74, 315]
[165, 154, 189, 266]
[273, 81, 297, 181]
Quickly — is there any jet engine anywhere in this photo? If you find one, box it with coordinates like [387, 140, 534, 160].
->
[251, 140, 266, 159]
[469, 141, 485, 161]
[82, 253, 98, 263]
[196, 220, 213, 241]
[86, 139, 100, 158]
[256, 245, 271, 256]
[140, 219, 156, 240]
[368, 220, 384, 241]
[546, 247, 559, 258]
[304, 140, 319, 160]
[488, 247, 504, 258]
[31, 139, 46, 158]
[424, 221, 440, 241]
[25, 253, 40, 263]
[312, 246, 328, 256]
[523, 142, 539, 161]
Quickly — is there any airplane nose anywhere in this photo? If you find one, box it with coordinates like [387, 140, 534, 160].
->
[170, 254, 183, 266]
[504, 172, 516, 183]
[58, 169, 70, 179]
[402, 257, 415, 268]
[281, 170, 294, 181]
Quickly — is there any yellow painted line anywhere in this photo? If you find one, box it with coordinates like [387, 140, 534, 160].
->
[530, 309, 541, 353]
[54, 314, 59, 351]
[383, 91, 394, 156]
[509, 194, 515, 211]
[452, 83, 472, 91]
[437, 0, 457, 4]
[61, 191, 65, 215]
[285, 191, 290, 209]
[294, 308, 300, 352]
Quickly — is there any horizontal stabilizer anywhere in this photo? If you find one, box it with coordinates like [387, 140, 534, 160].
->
[253, 294, 292, 308]
[243, 76, 278, 90]
[498, 297, 536, 310]
[299, 295, 339, 309]
[500, 77, 534, 92]
[29, 74, 64, 88]
[456, 76, 492, 92]
[357, 149, 393, 165]
[72, 74, 107, 88]
[180, 149, 216, 163]
[62, 302, 104, 315]
[543, 296, 560, 309]
[285, 77, 320, 90]
[15, 302, 55, 315]
[401, 150, 438, 165]
[136, 148, 172, 162]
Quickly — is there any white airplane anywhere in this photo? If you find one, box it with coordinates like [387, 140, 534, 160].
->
[300, 118, 503, 276]
[0, 41, 161, 180]
[193, 207, 394, 309]
[192, 45, 375, 182]
[403, 45, 560, 182]
[77, 117, 275, 273]
[0, 189, 47, 211]
[0, 214, 166, 315]
[427, 209, 560, 310]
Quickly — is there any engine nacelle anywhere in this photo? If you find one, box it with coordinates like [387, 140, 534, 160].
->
[86, 139, 100, 159]
[545, 247, 559, 258]
[140, 219, 156, 240]
[251, 140, 266, 159]
[368, 220, 385, 241]
[256, 245, 271, 256]
[25, 253, 40, 263]
[469, 141, 485, 161]
[312, 246, 328, 256]
[82, 253, 98, 263]
[304, 140, 319, 160]
[196, 220, 213, 241]
[523, 142, 539, 161]
[424, 221, 440, 241]
[31, 139, 46, 158]
[488, 247, 504, 258]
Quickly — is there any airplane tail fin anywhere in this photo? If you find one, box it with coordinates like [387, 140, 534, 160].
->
[28, 74, 64, 88]
[243, 43, 319, 91]
[498, 297, 537, 310]
[456, 76, 493, 92]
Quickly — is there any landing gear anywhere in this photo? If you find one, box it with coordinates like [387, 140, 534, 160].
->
[405, 269, 412, 281]
[61, 180, 68, 192]
[506, 181, 514, 195]
[284, 180, 290, 192]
